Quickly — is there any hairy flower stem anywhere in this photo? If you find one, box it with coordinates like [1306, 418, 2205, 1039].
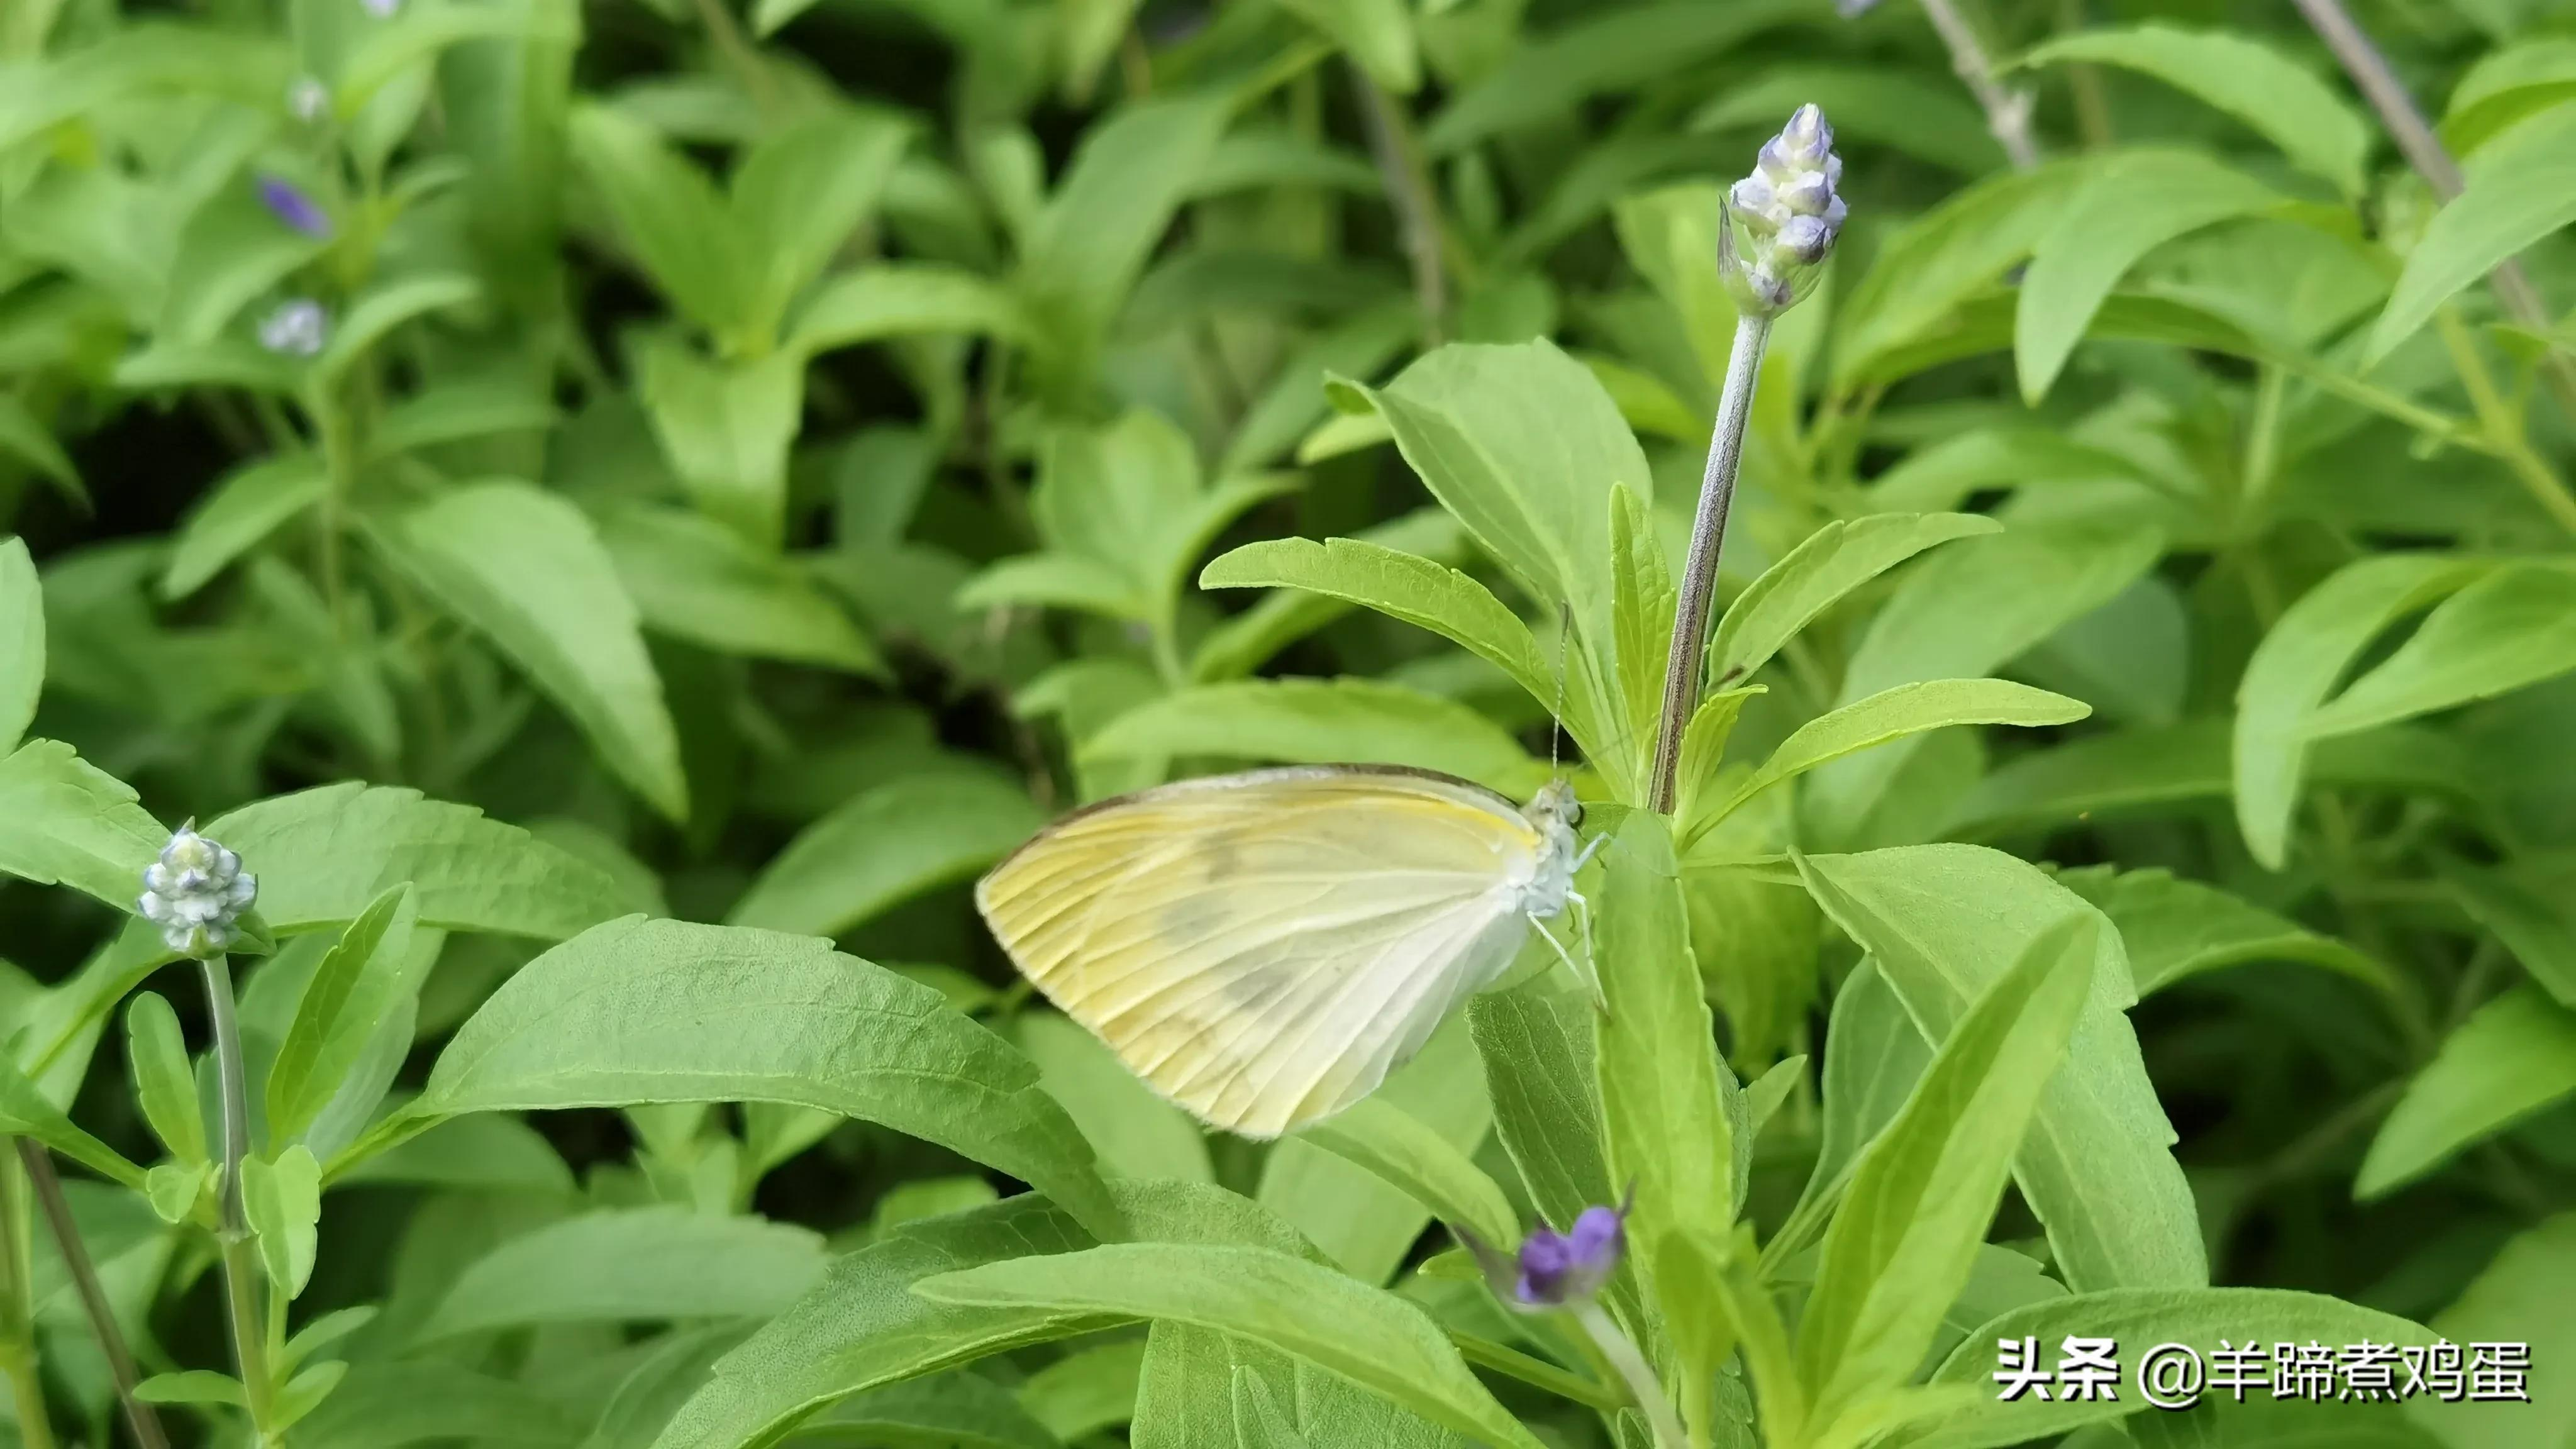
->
[1648, 314, 1773, 814]
[2290, 0, 2576, 429]
[198, 956, 277, 1439]
[14, 1141, 169, 1449]
[1918, 0, 2040, 170]
[1574, 1302, 1689, 1449]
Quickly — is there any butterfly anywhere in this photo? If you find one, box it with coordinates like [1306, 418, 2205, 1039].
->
[975, 765, 1596, 1138]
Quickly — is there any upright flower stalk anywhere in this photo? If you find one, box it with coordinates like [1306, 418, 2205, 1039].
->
[1463, 1198, 1686, 1448]
[140, 826, 279, 1442]
[1648, 106, 1848, 814]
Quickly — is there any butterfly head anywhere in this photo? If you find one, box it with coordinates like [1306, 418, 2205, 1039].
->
[1517, 779, 1585, 919]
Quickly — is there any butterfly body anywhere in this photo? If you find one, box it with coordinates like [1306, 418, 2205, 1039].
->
[975, 766, 1584, 1137]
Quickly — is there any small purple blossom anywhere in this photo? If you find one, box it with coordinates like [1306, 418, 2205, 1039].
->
[1513, 1202, 1626, 1307]
[256, 175, 332, 238]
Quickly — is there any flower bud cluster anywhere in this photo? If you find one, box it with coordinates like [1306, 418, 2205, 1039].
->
[1723, 103, 1847, 316]
[138, 826, 258, 957]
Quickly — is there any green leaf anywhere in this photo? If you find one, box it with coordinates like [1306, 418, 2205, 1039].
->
[2015, 150, 2282, 402]
[1016, 97, 1228, 398]
[1079, 677, 1547, 797]
[330, 1113, 573, 1194]
[2447, 854, 2576, 1006]
[1278, 0, 1418, 92]
[1192, 511, 1465, 683]
[241, 1144, 323, 1297]
[1257, 1019, 1491, 1286]
[1796, 846, 2205, 1294]
[0, 397, 86, 513]
[726, 774, 1040, 940]
[1468, 983, 1613, 1238]
[1019, 1338, 1147, 1442]
[791, 264, 1030, 357]
[569, 103, 743, 336]
[412, 916, 1120, 1239]
[157, 176, 331, 345]
[1797, 916, 2095, 1438]
[312, 272, 479, 385]
[2, 1049, 147, 1190]
[1013, 1012, 1213, 1184]
[657, 1196, 1102, 1449]
[266, 884, 421, 1146]
[1832, 161, 2090, 389]
[1783, 963, 1931, 1249]
[2232, 554, 2492, 869]
[1711, 513, 2001, 688]
[376, 480, 688, 821]
[2021, 25, 2371, 194]
[1423, 0, 1807, 154]
[1689, 680, 2089, 850]
[1296, 1097, 1519, 1252]
[0, 536, 42, 752]
[601, 504, 883, 674]
[2409, 1213, 2576, 1449]
[804, 1374, 1064, 1448]
[421, 1206, 826, 1338]
[2372, 102, 2576, 362]
[126, 992, 206, 1164]
[0, 737, 167, 911]
[2303, 563, 2576, 741]
[335, 0, 573, 118]
[731, 111, 909, 347]
[2356, 985, 2576, 1199]
[1813, 519, 2163, 843]
[272, 1358, 348, 1433]
[159, 453, 327, 601]
[1199, 537, 1557, 715]
[1607, 484, 1675, 762]
[289, 1362, 580, 1449]
[2051, 865, 2399, 1002]
[2443, 40, 2576, 155]
[636, 339, 804, 550]
[1894, 1287, 2434, 1448]
[206, 780, 633, 940]
[145, 1162, 208, 1223]
[655, 1183, 1285, 1449]
[914, 1244, 1547, 1449]
[136, 1370, 248, 1407]
[1597, 813, 1734, 1276]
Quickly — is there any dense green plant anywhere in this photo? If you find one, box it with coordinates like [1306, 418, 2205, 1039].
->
[3, 0, 2575, 1445]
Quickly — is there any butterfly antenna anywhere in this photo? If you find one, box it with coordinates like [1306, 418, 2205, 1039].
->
[1550, 602, 1572, 777]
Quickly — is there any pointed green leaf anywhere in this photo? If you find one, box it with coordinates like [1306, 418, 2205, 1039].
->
[601, 504, 884, 674]
[1711, 513, 2001, 688]
[126, 991, 206, 1164]
[2372, 102, 2576, 362]
[0, 737, 167, 911]
[1799, 916, 2095, 1434]
[375, 480, 687, 820]
[726, 774, 1040, 940]
[916, 1243, 1547, 1449]
[0, 536, 42, 752]
[160, 454, 328, 601]
[421, 1206, 826, 1337]
[266, 884, 421, 1146]
[2357, 985, 2576, 1199]
[2021, 25, 2370, 194]
[412, 916, 1119, 1238]
[1078, 677, 1546, 797]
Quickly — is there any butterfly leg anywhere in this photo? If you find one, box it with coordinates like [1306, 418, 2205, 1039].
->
[1530, 908, 1607, 1016]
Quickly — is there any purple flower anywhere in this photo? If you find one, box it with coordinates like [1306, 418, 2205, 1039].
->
[256, 175, 332, 238]
[1513, 1201, 1626, 1307]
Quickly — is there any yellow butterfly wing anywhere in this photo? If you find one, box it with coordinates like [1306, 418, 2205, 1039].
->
[975, 767, 1547, 1137]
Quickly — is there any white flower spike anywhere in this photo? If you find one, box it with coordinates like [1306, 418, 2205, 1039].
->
[1722, 103, 1847, 316]
[138, 824, 257, 957]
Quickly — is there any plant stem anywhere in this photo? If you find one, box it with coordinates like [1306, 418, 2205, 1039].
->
[2289, 0, 2576, 426]
[197, 955, 277, 1440]
[1648, 313, 1774, 814]
[1574, 1301, 1689, 1449]
[13, 1141, 169, 1449]
[0, 1145, 58, 1449]
[1918, 0, 2040, 170]
[2433, 308, 2576, 535]
[1352, 62, 1448, 345]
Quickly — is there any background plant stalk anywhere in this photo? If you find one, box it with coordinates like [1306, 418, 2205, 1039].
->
[1650, 313, 1774, 814]
[13, 1141, 168, 1449]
